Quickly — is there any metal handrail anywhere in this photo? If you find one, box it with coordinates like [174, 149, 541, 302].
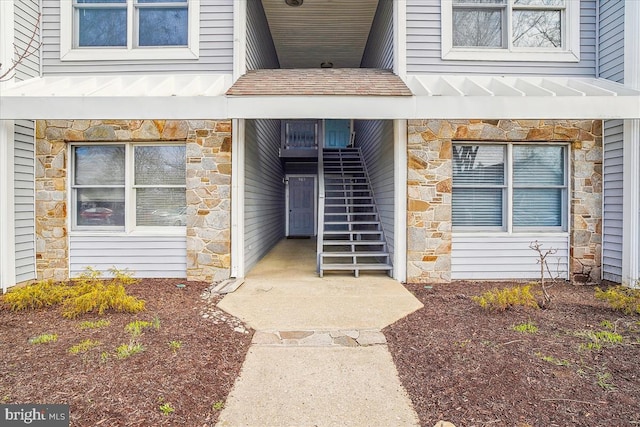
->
[316, 147, 325, 273]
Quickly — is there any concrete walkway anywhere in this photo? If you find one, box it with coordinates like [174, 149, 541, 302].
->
[216, 239, 422, 427]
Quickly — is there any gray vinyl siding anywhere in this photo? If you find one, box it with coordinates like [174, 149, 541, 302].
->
[355, 120, 395, 261]
[14, 0, 40, 81]
[41, 0, 233, 75]
[599, 0, 624, 282]
[244, 119, 285, 273]
[361, 0, 393, 69]
[14, 121, 36, 283]
[602, 120, 624, 282]
[452, 235, 569, 280]
[69, 235, 187, 278]
[246, 0, 279, 70]
[13, 1, 39, 284]
[406, 0, 596, 76]
[598, 0, 624, 81]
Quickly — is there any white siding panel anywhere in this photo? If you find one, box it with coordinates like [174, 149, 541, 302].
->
[361, 0, 393, 69]
[602, 119, 624, 282]
[246, 0, 279, 70]
[69, 235, 187, 278]
[406, 0, 596, 76]
[355, 120, 395, 262]
[244, 119, 285, 273]
[452, 235, 570, 280]
[41, 0, 233, 75]
[599, 0, 624, 81]
[14, 0, 40, 81]
[14, 120, 36, 283]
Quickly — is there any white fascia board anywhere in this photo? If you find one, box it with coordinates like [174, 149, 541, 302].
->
[227, 96, 415, 120]
[2, 96, 229, 120]
[413, 96, 640, 120]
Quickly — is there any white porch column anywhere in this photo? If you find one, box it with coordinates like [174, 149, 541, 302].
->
[0, 0, 16, 292]
[230, 118, 245, 278]
[622, 0, 640, 288]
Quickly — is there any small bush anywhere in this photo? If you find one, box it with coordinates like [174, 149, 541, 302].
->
[1, 267, 144, 319]
[472, 285, 539, 312]
[2, 280, 71, 311]
[125, 320, 158, 338]
[62, 282, 145, 319]
[69, 339, 101, 354]
[78, 319, 111, 330]
[115, 342, 144, 359]
[29, 333, 58, 345]
[595, 286, 640, 315]
[159, 403, 175, 415]
[512, 321, 538, 334]
[576, 329, 623, 351]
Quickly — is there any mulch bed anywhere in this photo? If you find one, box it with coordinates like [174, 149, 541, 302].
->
[0, 279, 253, 426]
[385, 281, 640, 427]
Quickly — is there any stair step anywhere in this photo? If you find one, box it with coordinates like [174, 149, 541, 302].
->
[320, 252, 390, 257]
[323, 230, 382, 235]
[319, 263, 393, 270]
[324, 220, 381, 225]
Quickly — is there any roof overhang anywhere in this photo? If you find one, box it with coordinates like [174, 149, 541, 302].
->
[1, 73, 639, 120]
[1, 74, 232, 120]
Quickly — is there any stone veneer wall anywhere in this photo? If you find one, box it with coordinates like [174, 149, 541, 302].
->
[35, 119, 232, 282]
[407, 119, 602, 284]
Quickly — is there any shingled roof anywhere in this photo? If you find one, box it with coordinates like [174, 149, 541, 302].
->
[226, 68, 413, 96]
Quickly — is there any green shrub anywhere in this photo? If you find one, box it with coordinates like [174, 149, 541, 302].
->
[69, 339, 101, 354]
[472, 285, 539, 312]
[115, 342, 144, 359]
[78, 319, 111, 330]
[2, 280, 72, 311]
[1, 267, 144, 318]
[29, 333, 58, 345]
[595, 286, 640, 315]
[512, 321, 538, 334]
[62, 282, 145, 319]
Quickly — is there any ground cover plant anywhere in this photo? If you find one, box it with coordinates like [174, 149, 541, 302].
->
[385, 281, 640, 427]
[0, 278, 252, 426]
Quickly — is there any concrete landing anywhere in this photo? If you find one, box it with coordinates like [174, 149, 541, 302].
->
[215, 238, 422, 426]
[216, 346, 420, 427]
[217, 239, 423, 330]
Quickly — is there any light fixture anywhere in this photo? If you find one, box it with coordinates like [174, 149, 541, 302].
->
[285, 0, 303, 6]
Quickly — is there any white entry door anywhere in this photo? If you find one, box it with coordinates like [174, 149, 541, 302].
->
[286, 175, 316, 237]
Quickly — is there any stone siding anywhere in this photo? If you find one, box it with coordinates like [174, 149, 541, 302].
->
[407, 119, 602, 283]
[35, 120, 232, 282]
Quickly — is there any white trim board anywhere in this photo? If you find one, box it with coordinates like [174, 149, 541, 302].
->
[3, 75, 639, 120]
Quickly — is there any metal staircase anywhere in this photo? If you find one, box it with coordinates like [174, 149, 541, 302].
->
[317, 148, 393, 277]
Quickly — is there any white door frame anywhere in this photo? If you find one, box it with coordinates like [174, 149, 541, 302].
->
[285, 174, 317, 237]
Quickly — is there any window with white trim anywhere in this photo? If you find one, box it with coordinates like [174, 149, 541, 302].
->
[441, 0, 580, 62]
[452, 143, 568, 231]
[71, 143, 186, 231]
[60, 0, 200, 61]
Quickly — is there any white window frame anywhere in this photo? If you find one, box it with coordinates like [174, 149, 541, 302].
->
[441, 0, 580, 62]
[60, 0, 200, 61]
[452, 141, 569, 234]
[69, 142, 186, 236]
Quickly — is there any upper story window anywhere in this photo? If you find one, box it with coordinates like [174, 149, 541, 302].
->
[60, 0, 200, 61]
[441, 0, 580, 62]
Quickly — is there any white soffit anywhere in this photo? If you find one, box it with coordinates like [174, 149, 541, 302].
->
[1, 74, 232, 120]
[407, 75, 640, 120]
[1, 74, 639, 120]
